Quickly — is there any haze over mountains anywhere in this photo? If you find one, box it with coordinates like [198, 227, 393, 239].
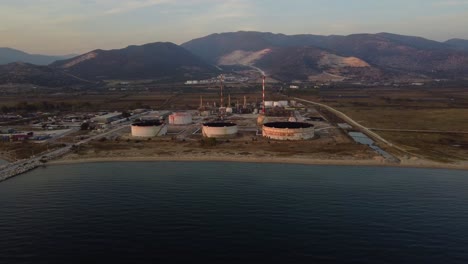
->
[0, 48, 75, 65]
[1, 31, 468, 86]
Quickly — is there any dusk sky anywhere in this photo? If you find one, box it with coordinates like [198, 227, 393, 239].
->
[1, 0, 468, 55]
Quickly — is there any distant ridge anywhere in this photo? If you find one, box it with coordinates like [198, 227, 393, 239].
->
[0, 48, 75, 65]
[50, 42, 219, 81]
[445, 38, 468, 51]
[182, 31, 468, 81]
[3, 32, 468, 85]
[0, 62, 91, 87]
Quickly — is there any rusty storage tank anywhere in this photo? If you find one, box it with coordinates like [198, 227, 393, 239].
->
[262, 122, 314, 140]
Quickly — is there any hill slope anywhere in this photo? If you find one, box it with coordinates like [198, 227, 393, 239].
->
[445, 39, 468, 51]
[0, 48, 75, 65]
[220, 46, 378, 81]
[0, 62, 91, 87]
[51, 42, 219, 81]
[183, 31, 468, 80]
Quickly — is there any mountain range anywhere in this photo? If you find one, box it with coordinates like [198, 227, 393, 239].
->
[445, 39, 468, 51]
[1, 31, 468, 86]
[0, 48, 75, 65]
[0, 62, 91, 87]
[50, 42, 218, 81]
[182, 32, 468, 81]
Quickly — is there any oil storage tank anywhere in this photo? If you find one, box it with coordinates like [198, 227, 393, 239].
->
[169, 112, 192, 125]
[262, 122, 314, 140]
[202, 122, 238, 138]
[131, 121, 167, 137]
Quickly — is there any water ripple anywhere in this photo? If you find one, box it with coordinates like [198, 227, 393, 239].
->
[0, 162, 467, 264]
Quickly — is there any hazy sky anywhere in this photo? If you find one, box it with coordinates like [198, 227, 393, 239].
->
[1, 0, 468, 55]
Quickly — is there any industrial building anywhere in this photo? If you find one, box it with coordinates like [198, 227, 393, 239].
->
[131, 121, 167, 137]
[92, 112, 123, 124]
[262, 122, 314, 140]
[264, 101, 289, 108]
[140, 111, 171, 121]
[202, 122, 238, 138]
[169, 112, 192, 125]
[0, 133, 33, 142]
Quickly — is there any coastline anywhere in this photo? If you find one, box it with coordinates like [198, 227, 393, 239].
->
[48, 155, 468, 171]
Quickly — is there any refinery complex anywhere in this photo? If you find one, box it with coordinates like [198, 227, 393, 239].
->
[127, 76, 318, 141]
[0, 74, 405, 183]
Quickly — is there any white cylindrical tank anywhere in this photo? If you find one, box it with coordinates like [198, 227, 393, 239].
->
[226, 107, 233, 113]
[264, 101, 274, 108]
[169, 112, 192, 125]
[202, 122, 238, 138]
[273, 101, 281, 107]
[278, 100, 289, 107]
[262, 122, 314, 140]
[131, 121, 167, 137]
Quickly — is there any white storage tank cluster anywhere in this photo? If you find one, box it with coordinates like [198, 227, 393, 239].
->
[262, 122, 314, 140]
[168, 112, 192, 125]
[264, 101, 274, 108]
[278, 100, 289, 107]
[131, 121, 167, 137]
[202, 122, 238, 138]
[265, 101, 289, 108]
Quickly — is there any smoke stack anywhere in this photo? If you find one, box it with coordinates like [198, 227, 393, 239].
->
[220, 75, 224, 107]
[262, 75, 266, 114]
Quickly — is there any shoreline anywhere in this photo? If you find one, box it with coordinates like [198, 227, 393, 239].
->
[48, 155, 468, 171]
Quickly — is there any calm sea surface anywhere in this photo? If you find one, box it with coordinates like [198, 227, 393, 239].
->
[0, 162, 467, 263]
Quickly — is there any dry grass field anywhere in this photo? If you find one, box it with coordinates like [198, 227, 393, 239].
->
[312, 86, 468, 161]
[69, 135, 377, 162]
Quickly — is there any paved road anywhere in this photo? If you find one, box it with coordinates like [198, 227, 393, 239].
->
[0, 144, 73, 182]
[75, 123, 130, 146]
[175, 120, 206, 141]
[292, 97, 415, 157]
[0, 111, 152, 182]
[368, 128, 468, 134]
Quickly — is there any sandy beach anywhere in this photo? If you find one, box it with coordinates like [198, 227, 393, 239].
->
[49, 153, 468, 171]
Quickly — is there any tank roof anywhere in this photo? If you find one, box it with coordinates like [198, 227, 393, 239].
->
[132, 121, 163, 127]
[263, 122, 313, 129]
[203, 122, 237, 127]
[171, 112, 191, 116]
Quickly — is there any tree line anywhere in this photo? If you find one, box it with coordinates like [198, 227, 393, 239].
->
[1, 101, 94, 114]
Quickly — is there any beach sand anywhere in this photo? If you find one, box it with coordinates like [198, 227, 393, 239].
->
[49, 152, 468, 170]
